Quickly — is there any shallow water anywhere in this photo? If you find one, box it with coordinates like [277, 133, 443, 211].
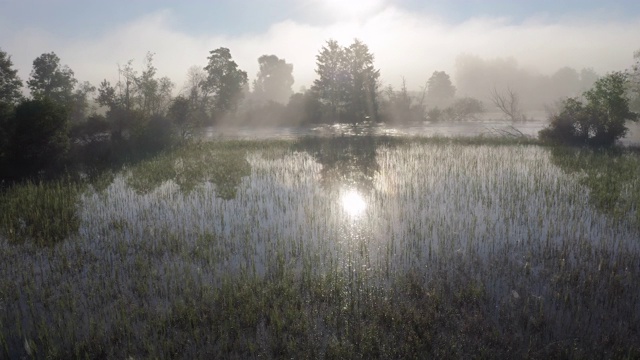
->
[203, 117, 640, 146]
[77, 141, 640, 284]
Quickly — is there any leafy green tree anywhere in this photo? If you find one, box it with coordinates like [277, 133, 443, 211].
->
[426, 71, 456, 106]
[134, 52, 174, 116]
[8, 98, 70, 178]
[184, 65, 210, 125]
[0, 48, 23, 106]
[313, 39, 348, 121]
[95, 55, 175, 143]
[312, 39, 380, 123]
[27, 52, 77, 106]
[202, 48, 248, 119]
[550, 67, 581, 99]
[540, 72, 638, 146]
[69, 81, 96, 124]
[0, 48, 23, 169]
[168, 95, 194, 138]
[628, 49, 640, 112]
[253, 55, 294, 104]
[382, 78, 425, 123]
[579, 68, 599, 93]
[345, 39, 380, 122]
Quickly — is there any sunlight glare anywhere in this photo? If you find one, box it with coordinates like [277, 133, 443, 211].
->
[322, 0, 386, 20]
[341, 189, 367, 217]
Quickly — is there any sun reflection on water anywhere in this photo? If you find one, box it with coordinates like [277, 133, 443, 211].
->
[341, 188, 367, 217]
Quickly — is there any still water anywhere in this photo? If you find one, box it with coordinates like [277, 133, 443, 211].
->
[204, 117, 640, 145]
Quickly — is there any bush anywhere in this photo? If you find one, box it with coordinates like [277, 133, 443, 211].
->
[130, 114, 176, 156]
[426, 97, 484, 122]
[540, 72, 638, 147]
[7, 98, 70, 179]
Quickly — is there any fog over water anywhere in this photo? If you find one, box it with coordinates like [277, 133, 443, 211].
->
[205, 117, 640, 146]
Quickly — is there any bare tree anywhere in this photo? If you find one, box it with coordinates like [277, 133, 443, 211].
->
[490, 86, 527, 122]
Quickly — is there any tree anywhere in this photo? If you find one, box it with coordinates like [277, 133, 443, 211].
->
[426, 71, 456, 106]
[253, 55, 294, 104]
[447, 97, 484, 121]
[539, 72, 638, 147]
[344, 39, 380, 122]
[490, 86, 526, 122]
[168, 95, 192, 138]
[0, 48, 23, 106]
[134, 52, 174, 117]
[382, 77, 425, 123]
[0, 48, 23, 168]
[550, 66, 580, 99]
[202, 48, 248, 119]
[184, 65, 210, 125]
[312, 39, 380, 123]
[628, 49, 640, 112]
[8, 98, 70, 178]
[312, 39, 348, 121]
[579, 68, 599, 93]
[69, 81, 96, 124]
[27, 52, 77, 106]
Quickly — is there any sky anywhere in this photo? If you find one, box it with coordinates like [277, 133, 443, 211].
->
[1, 0, 640, 92]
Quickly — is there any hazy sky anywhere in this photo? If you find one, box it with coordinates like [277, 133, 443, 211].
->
[2, 0, 639, 92]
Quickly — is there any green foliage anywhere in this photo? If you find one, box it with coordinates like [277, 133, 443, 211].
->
[68, 81, 96, 124]
[8, 98, 70, 179]
[312, 39, 380, 123]
[130, 114, 176, 156]
[0, 102, 14, 169]
[540, 72, 638, 146]
[203, 47, 248, 118]
[428, 97, 484, 122]
[628, 49, 640, 112]
[167, 95, 191, 137]
[0, 48, 23, 106]
[0, 180, 81, 245]
[426, 71, 456, 106]
[550, 146, 640, 226]
[127, 141, 251, 198]
[382, 78, 426, 123]
[253, 55, 294, 104]
[27, 52, 77, 106]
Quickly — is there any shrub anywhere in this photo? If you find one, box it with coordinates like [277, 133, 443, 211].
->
[8, 98, 70, 179]
[540, 72, 638, 147]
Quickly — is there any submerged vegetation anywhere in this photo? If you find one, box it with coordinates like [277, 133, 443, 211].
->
[1, 36, 640, 359]
[1, 136, 639, 358]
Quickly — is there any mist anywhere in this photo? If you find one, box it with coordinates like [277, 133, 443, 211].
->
[2, 4, 638, 96]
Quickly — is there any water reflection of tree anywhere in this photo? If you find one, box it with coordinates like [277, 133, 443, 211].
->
[127, 145, 251, 200]
[549, 146, 640, 226]
[295, 135, 398, 191]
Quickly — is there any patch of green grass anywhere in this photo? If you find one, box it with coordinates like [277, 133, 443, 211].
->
[549, 146, 640, 227]
[0, 179, 82, 245]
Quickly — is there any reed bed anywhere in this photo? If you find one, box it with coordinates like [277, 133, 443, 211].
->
[0, 137, 639, 359]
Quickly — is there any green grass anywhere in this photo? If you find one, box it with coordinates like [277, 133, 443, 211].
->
[0, 136, 639, 359]
[0, 179, 82, 246]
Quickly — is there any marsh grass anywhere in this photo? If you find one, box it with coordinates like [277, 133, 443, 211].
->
[0, 136, 639, 358]
[0, 179, 82, 245]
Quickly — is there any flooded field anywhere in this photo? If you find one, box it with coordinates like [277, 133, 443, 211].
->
[1, 137, 639, 358]
[204, 117, 640, 146]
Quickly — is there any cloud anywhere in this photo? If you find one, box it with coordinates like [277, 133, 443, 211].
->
[2, 5, 639, 94]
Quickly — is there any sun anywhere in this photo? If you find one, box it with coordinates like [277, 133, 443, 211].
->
[341, 189, 367, 217]
[322, 0, 387, 20]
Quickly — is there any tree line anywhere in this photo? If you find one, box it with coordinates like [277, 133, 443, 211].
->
[1, 40, 640, 181]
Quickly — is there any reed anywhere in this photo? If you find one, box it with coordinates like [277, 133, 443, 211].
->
[0, 136, 638, 358]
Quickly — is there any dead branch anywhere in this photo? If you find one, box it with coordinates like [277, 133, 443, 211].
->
[491, 86, 526, 122]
